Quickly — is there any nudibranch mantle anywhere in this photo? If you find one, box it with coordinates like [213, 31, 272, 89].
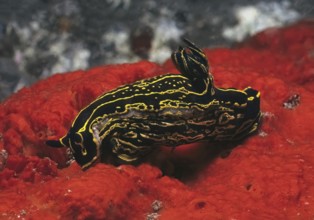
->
[46, 39, 261, 170]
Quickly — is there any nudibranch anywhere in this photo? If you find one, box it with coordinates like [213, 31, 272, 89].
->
[46, 39, 261, 170]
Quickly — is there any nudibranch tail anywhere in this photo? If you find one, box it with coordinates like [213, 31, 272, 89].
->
[46, 139, 64, 148]
[46, 135, 69, 148]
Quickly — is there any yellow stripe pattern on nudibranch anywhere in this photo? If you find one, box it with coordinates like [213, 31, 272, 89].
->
[46, 39, 261, 170]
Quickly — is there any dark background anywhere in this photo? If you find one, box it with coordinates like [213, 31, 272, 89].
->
[0, 0, 313, 101]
